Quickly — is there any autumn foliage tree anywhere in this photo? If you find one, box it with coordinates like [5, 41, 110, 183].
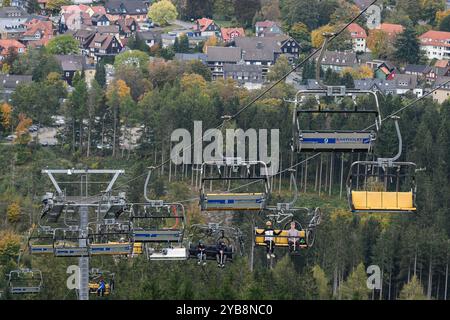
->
[1, 102, 12, 132]
[148, 0, 178, 26]
[14, 113, 32, 145]
[203, 35, 218, 53]
[7, 201, 21, 223]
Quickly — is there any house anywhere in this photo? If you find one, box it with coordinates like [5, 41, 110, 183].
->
[404, 64, 431, 77]
[223, 64, 264, 90]
[0, 6, 30, 40]
[0, 74, 32, 102]
[104, 0, 149, 22]
[255, 20, 283, 37]
[234, 35, 300, 75]
[375, 61, 396, 80]
[318, 51, 359, 73]
[435, 60, 450, 68]
[72, 29, 96, 54]
[115, 17, 138, 38]
[432, 76, 450, 103]
[193, 18, 221, 38]
[59, 12, 91, 32]
[206, 46, 242, 80]
[54, 54, 88, 85]
[355, 75, 423, 97]
[395, 74, 422, 96]
[174, 53, 207, 64]
[161, 32, 207, 48]
[0, 39, 26, 60]
[419, 30, 450, 60]
[423, 65, 450, 83]
[91, 14, 110, 26]
[348, 23, 367, 53]
[88, 33, 123, 62]
[21, 18, 54, 47]
[376, 23, 404, 38]
[355, 79, 397, 95]
[221, 27, 245, 43]
[136, 30, 160, 48]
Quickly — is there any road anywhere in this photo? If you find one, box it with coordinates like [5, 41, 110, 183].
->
[172, 19, 195, 30]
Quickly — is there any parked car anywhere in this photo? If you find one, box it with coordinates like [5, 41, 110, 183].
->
[5, 135, 16, 141]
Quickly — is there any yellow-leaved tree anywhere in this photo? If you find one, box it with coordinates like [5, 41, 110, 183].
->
[0, 230, 21, 264]
[311, 24, 335, 48]
[148, 0, 178, 26]
[7, 201, 21, 223]
[203, 35, 218, 53]
[14, 113, 32, 145]
[1, 102, 12, 131]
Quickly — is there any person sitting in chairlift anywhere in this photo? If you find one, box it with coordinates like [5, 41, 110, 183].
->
[197, 241, 207, 266]
[257, 221, 282, 259]
[97, 278, 106, 297]
[216, 240, 227, 268]
[287, 222, 300, 253]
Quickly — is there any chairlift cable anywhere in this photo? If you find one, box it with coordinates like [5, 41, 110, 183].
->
[80, 0, 380, 198]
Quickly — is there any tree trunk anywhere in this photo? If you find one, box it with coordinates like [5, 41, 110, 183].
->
[86, 117, 91, 157]
[445, 260, 448, 300]
[427, 252, 433, 299]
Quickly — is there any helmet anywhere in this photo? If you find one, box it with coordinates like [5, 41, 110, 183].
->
[266, 221, 272, 226]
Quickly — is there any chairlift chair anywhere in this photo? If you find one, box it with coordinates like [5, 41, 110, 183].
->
[254, 207, 322, 253]
[88, 269, 115, 296]
[28, 227, 55, 255]
[188, 223, 244, 262]
[199, 158, 271, 212]
[132, 168, 188, 261]
[88, 221, 133, 256]
[292, 33, 382, 154]
[40, 192, 66, 223]
[53, 227, 90, 257]
[346, 117, 417, 213]
[7, 269, 43, 294]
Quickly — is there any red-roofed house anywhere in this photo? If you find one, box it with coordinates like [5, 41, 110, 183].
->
[419, 30, 450, 60]
[193, 18, 220, 37]
[0, 39, 25, 61]
[221, 27, 245, 42]
[61, 4, 90, 15]
[348, 23, 367, 52]
[21, 19, 54, 47]
[376, 23, 404, 38]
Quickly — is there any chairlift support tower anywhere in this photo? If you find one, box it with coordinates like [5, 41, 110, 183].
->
[41, 169, 125, 300]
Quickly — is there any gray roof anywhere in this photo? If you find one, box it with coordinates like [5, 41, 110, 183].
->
[0, 6, 28, 18]
[105, 0, 148, 15]
[319, 51, 358, 67]
[174, 53, 207, 63]
[395, 74, 418, 90]
[434, 76, 450, 89]
[223, 63, 264, 83]
[54, 54, 86, 71]
[137, 31, 160, 41]
[404, 64, 429, 74]
[354, 79, 397, 93]
[234, 36, 288, 62]
[223, 63, 264, 73]
[206, 46, 241, 63]
[297, 79, 324, 91]
[0, 74, 32, 89]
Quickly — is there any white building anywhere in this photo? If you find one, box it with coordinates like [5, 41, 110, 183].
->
[348, 23, 367, 53]
[419, 30, 450, 60]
